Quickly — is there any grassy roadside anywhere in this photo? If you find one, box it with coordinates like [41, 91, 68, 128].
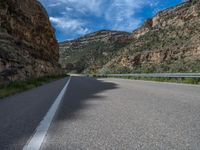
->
[96, 75, 200, 85]
[0, 75, 69, 99]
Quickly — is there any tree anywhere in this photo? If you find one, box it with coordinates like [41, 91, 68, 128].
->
[64, 63, 74, 71]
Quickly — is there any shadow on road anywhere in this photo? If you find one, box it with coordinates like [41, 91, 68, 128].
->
[0, 76, 118, 150]
[56, 76, 119, 121]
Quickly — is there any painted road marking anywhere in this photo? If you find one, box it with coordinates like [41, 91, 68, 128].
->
[23, 77, 71, 150]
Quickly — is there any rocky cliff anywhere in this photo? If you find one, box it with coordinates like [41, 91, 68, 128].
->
[60, 0, 200, 74]
[0, 0, 62, 85]
[60, 30, 131, 73]
[106, 0, 200, 73]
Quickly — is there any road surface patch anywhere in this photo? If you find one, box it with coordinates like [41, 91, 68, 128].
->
[22, 77, 71, 150]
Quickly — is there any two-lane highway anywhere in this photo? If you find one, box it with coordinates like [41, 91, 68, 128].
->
[1, 76, 200, 149]
[40, 77, 200, 150]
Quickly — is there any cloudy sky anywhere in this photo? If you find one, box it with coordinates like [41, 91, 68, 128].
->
[39, 0, 183, 42]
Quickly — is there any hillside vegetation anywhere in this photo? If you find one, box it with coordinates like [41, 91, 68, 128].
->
[60, 0, 200, 74]
[59, 30, 131, 74]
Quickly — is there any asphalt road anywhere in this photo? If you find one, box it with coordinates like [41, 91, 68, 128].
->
[0, 77, 69, 150]
[1, 76, 200, 149]
[41, 77, 200, 150]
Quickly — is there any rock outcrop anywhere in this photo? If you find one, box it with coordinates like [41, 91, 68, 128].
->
[0, 0, 62, 85]
[106, 0, 200, 73]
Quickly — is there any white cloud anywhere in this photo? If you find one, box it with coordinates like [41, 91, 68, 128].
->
[104, 0, 147, 31]
[50, 17, 90, 35]
[47, 2, 61, 7]
[41, 0, 103, 15]
[39, 0, 162, 40]
[65, 7, 73, 12]
[60, 12, 67, 15]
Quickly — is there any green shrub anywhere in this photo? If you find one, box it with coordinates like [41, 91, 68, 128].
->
[0, 75, 68, 99]
[99, 66, 112, 75]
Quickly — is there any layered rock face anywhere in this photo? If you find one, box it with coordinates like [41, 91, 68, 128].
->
[107, 0, 200, 73]
[0, 0, 62, 84]
[60, 30, 131, 73]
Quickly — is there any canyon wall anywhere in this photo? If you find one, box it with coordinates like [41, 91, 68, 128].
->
[0, 0, 62, 85]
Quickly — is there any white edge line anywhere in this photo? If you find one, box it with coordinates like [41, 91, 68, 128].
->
[22, 77, 71, 150]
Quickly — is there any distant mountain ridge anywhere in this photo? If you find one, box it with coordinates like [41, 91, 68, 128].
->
[59, 30, 132, 73]
[60, 0, 200, 74]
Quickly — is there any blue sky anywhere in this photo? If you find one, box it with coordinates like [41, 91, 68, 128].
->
[39, 0, 183, 42]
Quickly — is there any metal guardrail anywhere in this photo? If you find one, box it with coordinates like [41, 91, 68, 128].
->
[99, 73, 200, 78]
